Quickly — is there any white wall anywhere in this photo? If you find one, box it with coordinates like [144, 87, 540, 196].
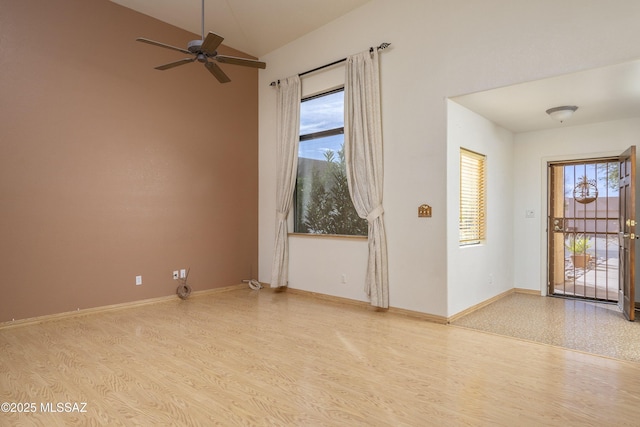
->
[513, 118, 640, 296]
[446, 101, 514, 316]
[259, 0, 640, 317]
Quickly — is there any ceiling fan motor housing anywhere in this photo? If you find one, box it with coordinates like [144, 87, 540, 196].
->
[188, 40, 215, 62]
[188, 40, 204, 53]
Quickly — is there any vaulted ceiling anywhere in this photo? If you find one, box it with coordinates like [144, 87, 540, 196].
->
[111, 1, 640, 133]
[110, 0, 372, 57]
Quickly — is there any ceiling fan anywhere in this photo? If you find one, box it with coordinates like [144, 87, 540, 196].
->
[136, 0, 266, 83]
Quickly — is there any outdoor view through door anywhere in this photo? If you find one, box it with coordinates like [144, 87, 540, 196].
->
[548, 158, 620, 302]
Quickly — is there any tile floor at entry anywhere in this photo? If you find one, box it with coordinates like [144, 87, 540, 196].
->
[451, 292, 640, 363]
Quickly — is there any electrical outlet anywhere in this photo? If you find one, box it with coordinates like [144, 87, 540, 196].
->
[173, 270, 179, 280]
[180, 269, 186, 279]
[341, 273, 347, 284]
[135, 275, 142, 286]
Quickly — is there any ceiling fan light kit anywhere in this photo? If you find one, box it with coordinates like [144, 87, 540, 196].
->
[136, 0, 265, 83]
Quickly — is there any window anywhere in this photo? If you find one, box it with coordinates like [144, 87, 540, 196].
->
[294, 88, 367, 236]
[460, 148, 486, 245]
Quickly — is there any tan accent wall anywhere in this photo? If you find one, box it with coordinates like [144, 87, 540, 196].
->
[0, 0, 259, 322]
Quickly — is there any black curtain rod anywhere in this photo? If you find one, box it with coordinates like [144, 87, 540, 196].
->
[269, 42, 391, 87]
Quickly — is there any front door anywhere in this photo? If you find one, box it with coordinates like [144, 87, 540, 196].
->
[618, 146, 636, 321]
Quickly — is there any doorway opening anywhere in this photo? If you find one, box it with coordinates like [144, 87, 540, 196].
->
[548, 158, 620, 302]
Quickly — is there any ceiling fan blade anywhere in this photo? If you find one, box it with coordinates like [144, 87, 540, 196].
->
[136, 37, 192, 55]
[215, 55, 266, 69]
[205, 62, 231, 83]
[155, 58, 196, 70]
[201, 32, 224, 55]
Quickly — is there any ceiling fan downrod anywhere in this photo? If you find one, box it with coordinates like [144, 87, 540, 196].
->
[201, 0, 205, 41]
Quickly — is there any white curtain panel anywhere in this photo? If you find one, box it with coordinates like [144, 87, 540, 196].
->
[344, 49, 389, 308]
[270, 76, 301, 288]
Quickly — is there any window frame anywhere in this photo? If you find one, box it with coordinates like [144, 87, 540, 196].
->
[292, 87, 367, 237]
[459, 148, 486, 246]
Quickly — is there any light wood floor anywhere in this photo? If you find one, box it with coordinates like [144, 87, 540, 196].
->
[2, 288, 640, 426]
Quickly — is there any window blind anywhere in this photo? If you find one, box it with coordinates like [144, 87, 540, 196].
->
[460, 148, 486, 245]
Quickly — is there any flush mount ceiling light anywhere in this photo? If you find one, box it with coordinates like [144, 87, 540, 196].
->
[545, 105, 578, 123]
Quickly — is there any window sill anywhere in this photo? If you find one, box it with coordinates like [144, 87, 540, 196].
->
[460, 242, 485, 248]
[289, 233, 367, 241]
